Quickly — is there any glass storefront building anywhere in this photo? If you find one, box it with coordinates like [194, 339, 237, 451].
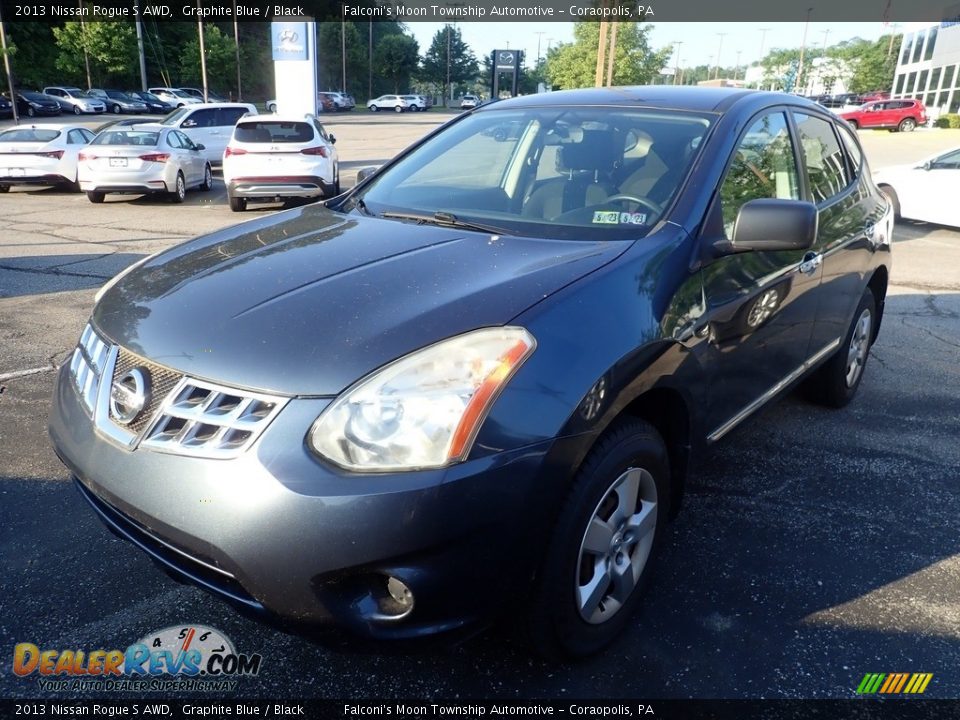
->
[893, 21, 960, 113]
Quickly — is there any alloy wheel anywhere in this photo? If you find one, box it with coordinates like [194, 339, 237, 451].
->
[845, 308, 873, 388]
[576, 467, 658, 624]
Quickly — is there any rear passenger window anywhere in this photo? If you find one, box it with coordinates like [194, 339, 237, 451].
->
[218, 107, 249, 127]
[719, 111, 800, 235]
[166, 132, 183, 149]
[793, 113, 850, 204]
[835, 124, 863, 179]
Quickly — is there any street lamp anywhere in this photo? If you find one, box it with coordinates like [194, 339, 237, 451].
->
[714, 33, 727, 80]
[673, 40, 683, 85]
[797, 7, 813, 95]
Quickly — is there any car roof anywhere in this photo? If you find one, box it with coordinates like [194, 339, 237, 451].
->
[0, 123, 87, 132]
[238, 115, 316, 124]
[179, 102, 256, 109]
[482, 86, 821, 115]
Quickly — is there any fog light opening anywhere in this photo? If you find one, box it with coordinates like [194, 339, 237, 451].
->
[377, 575, 414, 619]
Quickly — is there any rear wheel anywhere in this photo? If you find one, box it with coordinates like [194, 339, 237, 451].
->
[267, 102, 277, 113]
[526, 418, 670, 660]
[86, 190, 105, 204]
[803, 288, 877, 408]
[395, 105, 404, 113]
[200, 164, 213, 192]
[169, 172, 186, 203]
[228, 194, 246, 212]
[898, 117, 917, 132]
[0, 184, 10, 193]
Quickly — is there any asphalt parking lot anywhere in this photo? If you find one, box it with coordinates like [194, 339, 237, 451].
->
[1, 115, 959, 701]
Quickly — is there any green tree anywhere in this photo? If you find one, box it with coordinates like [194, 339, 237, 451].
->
[4, 23, 59, 89]
[544, 21, 670, 90]
[179, 24, 238, 91]
[420, 26, 478, 103]
[831, 34, 902, 94]
[374, 33, 419, 94]
[53, 21, 138, 86]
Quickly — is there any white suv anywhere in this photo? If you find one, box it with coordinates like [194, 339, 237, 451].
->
[401, 95, 426, 111]
[158, 103, 256, 163]
[368, 95, 408, 113]
[222, 115, 339, 212]
[148, 87, 202, 107]
[460, 95, 480, 110]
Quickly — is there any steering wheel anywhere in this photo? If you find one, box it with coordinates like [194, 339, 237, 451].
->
[603, 194, 665, 216]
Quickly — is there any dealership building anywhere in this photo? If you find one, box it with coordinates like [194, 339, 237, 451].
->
[893, 21, 960, 113]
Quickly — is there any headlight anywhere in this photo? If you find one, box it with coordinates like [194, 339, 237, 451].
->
[308, 327, 536, 472]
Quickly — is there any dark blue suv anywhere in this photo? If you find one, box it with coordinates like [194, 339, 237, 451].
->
[49, 87, 892, 658]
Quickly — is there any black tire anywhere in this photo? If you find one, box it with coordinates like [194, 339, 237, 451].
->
[267, 103, 277, 113]
[112, 104, 122, 115]
[526, 418, 670, 660]
[878, 184, 900, 220]
[228, 194, 246, 212]
[200, 164, 213, 192]
[898, 118, 917, 132]
[73, 105, 82, 115]
[803, 287, 877, 408]
[369, 104, 379, 112]
[86, 190, 105, 204]
[328, 166, 340, 198]
[846, 120, 858, 130]
[27, 106, 36, 118]
[169, 172, 186, 203]
[0, 184, 10, 193]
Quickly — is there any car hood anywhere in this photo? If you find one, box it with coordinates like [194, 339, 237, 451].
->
[93, 204, 629, 396]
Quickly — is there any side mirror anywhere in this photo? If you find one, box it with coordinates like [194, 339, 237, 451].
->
[328, 134, 336, 145]
[715, 198, 818, 255]
[355, 166, 380, 183]
[194, 143, 205, 151]
[922, 160, 932, 171]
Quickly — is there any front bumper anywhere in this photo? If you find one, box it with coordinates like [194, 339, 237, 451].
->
[49, 354, 563, 639]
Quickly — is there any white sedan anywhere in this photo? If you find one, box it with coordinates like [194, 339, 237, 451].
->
[78, 126, 213, 203]
[873, 147, 960, 228]
[0, 124, 95, 192]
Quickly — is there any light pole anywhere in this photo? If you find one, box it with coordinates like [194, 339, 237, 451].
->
[196, 0, 208, 102]
[758, 27, 771, 89]
[534, 31, 545, 66]
[714, 33, 727, 80]
[735, 50, 742, 81]
[233, 0, 241, 100]
[797, 8, 813, 95]
[0, 2, 18, 124]
[445, 23, 451, 107]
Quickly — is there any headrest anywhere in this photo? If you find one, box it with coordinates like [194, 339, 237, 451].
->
[557, 130, 619, 173]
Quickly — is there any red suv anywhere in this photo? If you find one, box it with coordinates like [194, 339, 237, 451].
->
[840, 99, 927, 132]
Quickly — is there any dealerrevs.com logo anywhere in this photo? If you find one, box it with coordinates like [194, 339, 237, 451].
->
[13, 625, 262, 692]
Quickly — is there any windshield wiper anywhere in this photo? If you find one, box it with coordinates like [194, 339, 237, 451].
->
[379, 210, 509, 236]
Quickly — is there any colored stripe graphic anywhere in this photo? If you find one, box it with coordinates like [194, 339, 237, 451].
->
[856, 672, 932, 694]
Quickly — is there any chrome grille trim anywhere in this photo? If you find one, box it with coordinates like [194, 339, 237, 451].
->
[140, 377, 287, 459]
[110, 348, 183, 435]
[69, 324, 109, 414]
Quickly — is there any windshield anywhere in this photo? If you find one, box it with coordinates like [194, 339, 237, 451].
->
[171, 90, 193, 99]
[160, 107, 191, 125]
[354, 106, 712, 240]
[91, 130, 159, 146]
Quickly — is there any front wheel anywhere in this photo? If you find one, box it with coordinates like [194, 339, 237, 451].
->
[369, 104, 379, 112]
[803, 288, 877, 408]
[112, 104, 122, 114]
[879, 185, 900, 220]
[526, 418, 670, 660]
[0, 184, 10, 193]
[395, 105, 404, 113]
[846, 120, 858, 130]
[73, 105, 82, 115]
[898, 118, 917, 132]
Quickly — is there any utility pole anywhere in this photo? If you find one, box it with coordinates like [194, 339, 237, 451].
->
[605, 22, 618, 87]
[197, 0, 208, 102]
[673, 41, 683, 85]
[79, 0, 92, 89]
[595, 19, 609, 87]
[758, 27, 771, 89]
[797, 8, 813, 95]
[714, 33, 726, 80]
[446, 24, 451, 106]
[534, 31, 545, 67]
[233, 0, 241, 100]
[368, 21, 372, 100]
[0, 3, 18, 124]
[735, 50, 742, 81]
[134, 0, 148, 91]
[340, 17, 346, 92]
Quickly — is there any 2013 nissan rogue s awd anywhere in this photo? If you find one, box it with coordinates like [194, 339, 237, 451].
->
[49, 87, 892, 658]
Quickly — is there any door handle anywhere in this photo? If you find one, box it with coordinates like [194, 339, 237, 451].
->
[799, 251, 822, 275]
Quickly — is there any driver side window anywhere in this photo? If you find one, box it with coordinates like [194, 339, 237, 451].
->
[719, 112, 800, 237]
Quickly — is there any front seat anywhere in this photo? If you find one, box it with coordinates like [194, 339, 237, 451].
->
[523, 130, 619, 220]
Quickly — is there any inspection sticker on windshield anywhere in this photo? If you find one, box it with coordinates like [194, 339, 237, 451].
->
[592, 211, 647, 225]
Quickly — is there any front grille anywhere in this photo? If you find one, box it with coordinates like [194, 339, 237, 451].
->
[69, 324, 109, 414]
[140, 377, 286, 459]
[111, 348, 182, 435]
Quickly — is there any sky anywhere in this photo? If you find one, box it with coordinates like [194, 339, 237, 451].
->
[406, 21, 894, 72]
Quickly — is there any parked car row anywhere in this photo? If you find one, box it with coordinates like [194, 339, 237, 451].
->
[266, 92, 355, 114]
[368, 94, 431, 112]
[0, 102, 340, 210]
[808, 90, 890, 108]
[0, 87, 234, 118]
